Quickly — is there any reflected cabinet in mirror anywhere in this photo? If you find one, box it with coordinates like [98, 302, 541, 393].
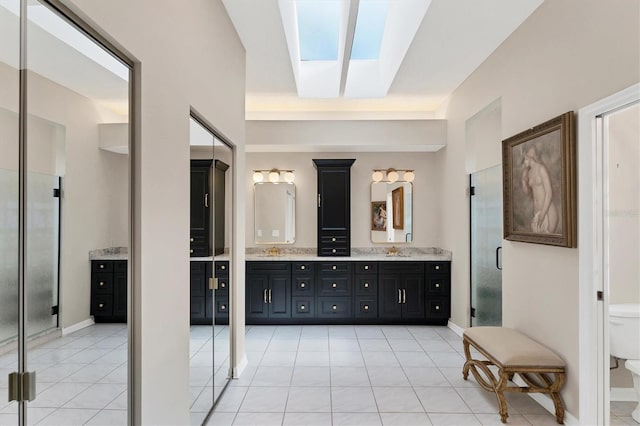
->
[371, 182, 413, 243]
[254, 182, 296, 244]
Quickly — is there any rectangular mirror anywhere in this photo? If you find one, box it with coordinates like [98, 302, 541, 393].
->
[371, 182, 413, 243]
[254, 182, 296, 244]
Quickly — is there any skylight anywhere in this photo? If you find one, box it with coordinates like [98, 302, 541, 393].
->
[296, 0, 340, 61]
[351, 0, 388, 60]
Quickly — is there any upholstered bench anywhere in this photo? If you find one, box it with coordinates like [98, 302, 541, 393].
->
[462, 327, 566, 424]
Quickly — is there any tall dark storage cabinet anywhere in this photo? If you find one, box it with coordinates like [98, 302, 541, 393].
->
[313, 159, 355, 256]
[190, 159, 228, 257]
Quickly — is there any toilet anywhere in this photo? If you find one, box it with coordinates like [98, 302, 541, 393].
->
[609, 303, 640, 423]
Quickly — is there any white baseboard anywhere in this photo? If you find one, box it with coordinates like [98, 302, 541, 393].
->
[62, 318, 95, 335]
[512, 375, 579, 425]
[232, 353, 248, 379]
[447, 320, 464, 337]
[611, 387, 637, 402]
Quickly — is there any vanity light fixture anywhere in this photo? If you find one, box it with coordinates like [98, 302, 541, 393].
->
[252, 169, 295, 184]
[371, 168, 415, 183]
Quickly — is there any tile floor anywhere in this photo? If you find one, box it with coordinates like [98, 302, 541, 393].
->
[0, 324, 637, 425]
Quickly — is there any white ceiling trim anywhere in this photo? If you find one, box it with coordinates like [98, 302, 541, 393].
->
[246, 143, 444, 153]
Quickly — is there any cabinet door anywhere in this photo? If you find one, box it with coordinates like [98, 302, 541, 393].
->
[246, 275, 269, 321]
[190, 161, 211, 257]
[317, 168, 350, 232]
[268, 275, 291, 319]
[402, 274, 425, 319]
[378, 275, 402, 320]
[113, 273, 127, 320]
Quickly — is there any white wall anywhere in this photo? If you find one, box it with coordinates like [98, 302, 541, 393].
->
[66, 1, 246, 424]
[245, 151, 441, 250]
[439, 0, 639, 419]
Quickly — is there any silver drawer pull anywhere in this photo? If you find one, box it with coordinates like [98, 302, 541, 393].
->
[332, 265, 337, 270]
[332, 249, 336, 253]
[332, 283, 337, 288]
[364, 283, 369, 288]
[221, 265, 226, 270]
[435, 305, 440, 310]
[300, 283, 306, 288]
[332, 305, 337, 310]
[301, 265, 306, 270]
[435, 265, 440, 270]
[221, 305, 226, 310]
[364, 265, 369, 270]
[301, 305, 305, 310]
[99, 264, 104, 269]
[331, 237, 336, 242]
[221, 283, 226, 288]
[99, 282, 104, 286]
[364, 305, 369, 310]
[435, 283, 440, 288]
[99, 303, 104, 308]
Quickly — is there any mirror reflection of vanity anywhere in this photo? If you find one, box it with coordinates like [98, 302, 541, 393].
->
[371, 182, 413, 243]
[254, 182, 296, 244]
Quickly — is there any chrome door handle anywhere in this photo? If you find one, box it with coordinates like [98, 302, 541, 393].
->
[402, 289, 406, 304]
[268, 289, 272, 304]
[204, 193, 209, 208]
[398, 289, 402, 304]
[263, 289, 268, 304]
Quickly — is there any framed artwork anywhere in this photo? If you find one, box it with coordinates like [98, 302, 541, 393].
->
[371, 201, 387, 231]
[392, 187, 404, 229]
[502, 111, 576, 247]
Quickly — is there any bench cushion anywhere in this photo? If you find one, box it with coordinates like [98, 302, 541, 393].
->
[464, 327, 565, 369]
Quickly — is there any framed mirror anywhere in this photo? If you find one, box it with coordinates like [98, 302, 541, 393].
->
[254, 182, 296, 244]
[371, 182, 413, 243]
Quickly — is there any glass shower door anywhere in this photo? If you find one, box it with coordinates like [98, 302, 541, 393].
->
[470, 165, 503, 326]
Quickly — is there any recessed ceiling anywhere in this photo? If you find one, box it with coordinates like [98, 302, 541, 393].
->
[222, 0, 543, 120]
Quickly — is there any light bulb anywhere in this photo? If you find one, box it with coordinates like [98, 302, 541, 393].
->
[387, 170, 399, 183]
[403, 171, 415, 182]
[284, 171, 295, 183]
[372, 171, 383, 182]
[252, 171, 264, 183]
[268, 170, 280, 183]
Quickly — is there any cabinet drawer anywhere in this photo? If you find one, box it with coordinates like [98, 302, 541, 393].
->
[354, 275, 377, 296]
[426, 298, 450, 318]
[319, 246, 349, 256]
[426, 262, 450, 274]
[318, 262, 352, 274]
[427, 276, 450, 294]
[317, 297, 352, 318]
[292, 276, 314, 295]
[318, 277, 351, 296]
[92, 274, 113, 294]
[92, 296, 113, 317]
[354, 262, 377, 274]
[292, 262, 314, 273]
[379, 262, 424, 274]
[92, 261, 113, 273]
[354, 297, 377, 318]
[292, 297, 315, 318]
[246, 261, 291, 274]
[320, 235, 347, 244]
[215, 261, 229, 276]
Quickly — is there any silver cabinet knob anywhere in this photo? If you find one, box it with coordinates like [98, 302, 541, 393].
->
[301, 305, 305, 310]
[364, 265, 369, 270]
[435, 305, 440, 310]
[221, 305, 226, 310]
[332, 249, 336, 253]
[332, 283, 337, 288]
[332, 265, 337, 270]
[364, 305, 369, 310]
[435, 265, 440, 270]
[99, 303, 104, 308]
[190, 249, 194, 254]
[435, 283, 440, 288]
[332, 305, 337, 310]
[300, 283, 306, 288]
[221, 265, 226, 270]
[190, 238, 194, 242]
[364, 283, 369, 288]
[221, 283, 226, 288]
[301, 265, 306, 270]
[331, 237, 336, 242]
[99, 264, 104, 269]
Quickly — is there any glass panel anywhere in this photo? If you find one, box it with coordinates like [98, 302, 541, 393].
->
[25, 1, 130, 423]
[296, 0, 340, 61]
[470, 165, 503, 326]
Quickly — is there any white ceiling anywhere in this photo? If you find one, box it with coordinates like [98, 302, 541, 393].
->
[222, 0, 543, 120]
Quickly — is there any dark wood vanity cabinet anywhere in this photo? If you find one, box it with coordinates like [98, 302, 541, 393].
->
[244, 260, 451, 325]
[190, 160, 228, 257]
[246, 262, 291, 323]
[91, 260, 127, 323]
[190, 260, 230, 325]
[313, 159, 355, 256]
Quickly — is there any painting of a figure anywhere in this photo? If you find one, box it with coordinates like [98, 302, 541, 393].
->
[371, 201, 386, 231]
[502, 112, 576, 247]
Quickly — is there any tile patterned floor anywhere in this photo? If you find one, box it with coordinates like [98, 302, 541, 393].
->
[0, 324, 637, 425]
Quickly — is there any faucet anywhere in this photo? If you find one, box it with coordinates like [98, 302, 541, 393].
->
[387, 246, 399, 256]
[267, 246, 281, 256]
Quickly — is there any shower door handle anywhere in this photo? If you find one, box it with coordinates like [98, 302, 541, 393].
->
[496, 246, 502, 270]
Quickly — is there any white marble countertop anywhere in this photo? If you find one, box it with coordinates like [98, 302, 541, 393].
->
[90, 248, 451, 262]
